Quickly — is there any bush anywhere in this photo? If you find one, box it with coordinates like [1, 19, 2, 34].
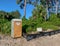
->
[26, 26, 36, 33]
[1, 19, 11, 35]
[57, 13, 60, 18]
[49, 14, 60, 26]
[26, 26, 33, 33]
[40, 22, 59, 30]
[22, 13, 60, 33]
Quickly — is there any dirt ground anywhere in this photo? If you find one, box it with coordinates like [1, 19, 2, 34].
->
[0, 33, 60, 46]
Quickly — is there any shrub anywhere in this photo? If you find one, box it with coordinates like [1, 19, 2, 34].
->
[1, 19, 11, 35]
[49, 14, 60, 26]
[26, 26, 36, 33]
[57, 13, 60, 18]
[40, 22, 59, 30]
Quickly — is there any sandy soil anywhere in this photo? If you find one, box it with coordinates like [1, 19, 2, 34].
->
[0, 33, 60, 46]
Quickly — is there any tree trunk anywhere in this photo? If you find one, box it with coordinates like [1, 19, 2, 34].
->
[24, 0, 26, 18]
[46, 3, 49, 20]
[56, 0, 59, 15]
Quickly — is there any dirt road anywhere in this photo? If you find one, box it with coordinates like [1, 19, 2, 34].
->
[0, 33, 60, 46]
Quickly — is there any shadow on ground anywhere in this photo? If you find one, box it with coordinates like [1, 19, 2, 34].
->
[23, 30, 60, 41]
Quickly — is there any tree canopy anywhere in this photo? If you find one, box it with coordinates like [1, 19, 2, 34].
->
[16, 0, 40, 18]
[0, 10, 21, 21]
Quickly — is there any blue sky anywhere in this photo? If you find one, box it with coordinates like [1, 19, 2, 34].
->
[0, 0, 34, 19]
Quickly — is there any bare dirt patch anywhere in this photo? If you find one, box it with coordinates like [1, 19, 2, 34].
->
[0, 33, 60, 46]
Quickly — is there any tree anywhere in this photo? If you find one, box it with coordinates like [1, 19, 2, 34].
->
[32, 4, 47, 21]
[10, 10, 21, 18]
[40, 0, 60, 19]
[40, 0, 52, 19]
[0, 10, 21, 34]
[16, 0, 40, 18]
[0, 10, 21, 21]
[55, 0, 59, 15]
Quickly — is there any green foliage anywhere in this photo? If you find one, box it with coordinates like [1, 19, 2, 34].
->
[16, 0, 40, 8]
[10, 10, 21, 18]
[22, 5, 60, 33]
[26, 26, 33, 33]
[32, 5, 47, 21]
[57, 13, 60, 18]
[0, 10, 21, 19]
[0, 19, 11, 35]
[1, 20, 11, 35]
[49, 14, 60, 26]
[0, 10, 21, 35]
[22, 16, 37, 33]
[40, 22, 59, 30]
[40, 0, 52, 8]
